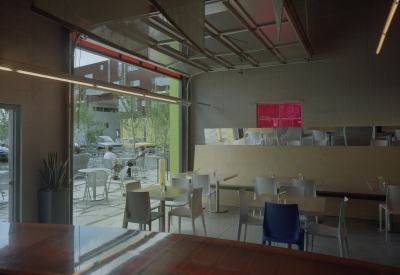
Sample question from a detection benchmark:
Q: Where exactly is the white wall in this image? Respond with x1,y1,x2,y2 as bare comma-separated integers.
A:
0,0,69,222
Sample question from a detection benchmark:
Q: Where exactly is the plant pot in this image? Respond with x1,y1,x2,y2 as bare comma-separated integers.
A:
37,188,69,224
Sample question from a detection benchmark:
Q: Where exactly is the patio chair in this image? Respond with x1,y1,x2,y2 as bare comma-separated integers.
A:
84,170,109,205
0,171,9,200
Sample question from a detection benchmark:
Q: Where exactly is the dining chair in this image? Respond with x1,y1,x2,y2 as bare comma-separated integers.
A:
395,129,400,140
254,177,277,215
300,128,312,145
237,188,263,241
132,157,146,177
372,126,392,145
332,127,347,146
244,137,256,145
165,178,191,210
108,166,128,195
265,129,283,146
192,174,216,216
370,140,388,146
262,202,304,250
171,173,187,179
122,191,164,231
125,181,160,212
279,186,308,225
168,187,207,236
312,140,328,146
248,132,263,145
292,179,319,222
84,170,109,205
305,197,349,258
379,185,400,241
102,158,114,177
287,140,301,146
312,130,327,142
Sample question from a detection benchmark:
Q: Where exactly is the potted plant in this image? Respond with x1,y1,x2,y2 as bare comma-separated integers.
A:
38,152,69,224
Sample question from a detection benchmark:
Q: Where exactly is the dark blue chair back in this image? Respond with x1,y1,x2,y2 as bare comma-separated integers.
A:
262,202,304,250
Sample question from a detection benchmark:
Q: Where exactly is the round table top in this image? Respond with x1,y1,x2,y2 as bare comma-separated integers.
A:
78,168,110,173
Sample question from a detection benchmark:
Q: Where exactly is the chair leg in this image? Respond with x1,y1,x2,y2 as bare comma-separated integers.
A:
168,214,171,233
304,232,308,252
148,222,151,231
386,213,388,241
338,237,344,258
122,214,127,228
191,218,196,235
379,205,383,232
201,212,207,237
237,222,242,241
244,224,248,242
344,238,349,258
178,217,181,234
208,196,211,218
310,235,314,252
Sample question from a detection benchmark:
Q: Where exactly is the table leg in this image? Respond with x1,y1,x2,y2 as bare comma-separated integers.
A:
214,181,228,213
160,200,165,232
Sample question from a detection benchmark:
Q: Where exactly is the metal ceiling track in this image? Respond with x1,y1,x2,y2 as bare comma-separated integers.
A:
149,17,233,69
223,0,286,64
205,20,259,67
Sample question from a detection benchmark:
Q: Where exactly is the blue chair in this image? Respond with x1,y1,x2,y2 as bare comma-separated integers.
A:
262,202,304,250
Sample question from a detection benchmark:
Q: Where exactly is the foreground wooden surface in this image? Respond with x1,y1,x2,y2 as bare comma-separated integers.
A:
0,222,398,275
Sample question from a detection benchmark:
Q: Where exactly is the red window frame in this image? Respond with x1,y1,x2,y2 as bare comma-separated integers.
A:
256,102,302,128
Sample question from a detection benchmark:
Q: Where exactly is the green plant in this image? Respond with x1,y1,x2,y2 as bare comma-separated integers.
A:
39,152,69,191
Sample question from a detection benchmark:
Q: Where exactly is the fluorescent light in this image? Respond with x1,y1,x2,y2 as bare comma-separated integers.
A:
145,95,177,103
376,0,399,54
0,66,12,71
16,70,94,87
96,85,143,96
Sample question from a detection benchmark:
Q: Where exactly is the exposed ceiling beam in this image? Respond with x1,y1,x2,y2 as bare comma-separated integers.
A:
223,0,286,64
149,17,233,69
205,20,259,67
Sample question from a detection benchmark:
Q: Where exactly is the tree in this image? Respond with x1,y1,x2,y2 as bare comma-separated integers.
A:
146,84,170,154
0,109,9,143
74,85,105,147
113,95,143,150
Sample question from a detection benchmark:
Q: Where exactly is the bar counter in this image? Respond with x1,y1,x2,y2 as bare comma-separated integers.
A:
0,222,398,275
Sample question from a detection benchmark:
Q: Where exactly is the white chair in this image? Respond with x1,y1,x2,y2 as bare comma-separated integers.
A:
379,185,400,241
254,177,277,215
122,191,164,231
372,126,393,145
165,178,191,209
287,140,301,146
168,187,207,236
125,181,160,212
313,130,327,142
332,127,347,146
395,129,400,140
191,174,216,215
370,140,388,146
108,166,128,195
248,132,263,145
300,128,312,145
0,172,9,200
84,170,109,205
292,179,316,197
265,129,283,146
224,139,239,145
313,140,328,146
305,197,349,258
132,157,146,177
102,158,114,176
171,173,187,179
279,186,308,225
244,137,256,145
237,188,263,241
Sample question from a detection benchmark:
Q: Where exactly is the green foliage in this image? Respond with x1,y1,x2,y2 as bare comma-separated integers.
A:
74,85,106,146
146,85,170,154
39,152,69,191
113,94,143,149
0,109,9,143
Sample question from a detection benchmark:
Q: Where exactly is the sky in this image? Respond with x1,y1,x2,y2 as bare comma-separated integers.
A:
74,49,108,68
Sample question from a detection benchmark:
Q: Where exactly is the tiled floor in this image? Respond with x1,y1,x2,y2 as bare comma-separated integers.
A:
72,166,400,269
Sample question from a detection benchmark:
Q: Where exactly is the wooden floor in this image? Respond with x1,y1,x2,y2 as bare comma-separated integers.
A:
0,222,398,275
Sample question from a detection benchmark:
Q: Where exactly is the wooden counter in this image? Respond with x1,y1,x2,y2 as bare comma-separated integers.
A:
0,222,398,275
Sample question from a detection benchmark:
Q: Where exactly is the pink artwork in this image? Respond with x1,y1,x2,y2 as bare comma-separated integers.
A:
257,102,302,128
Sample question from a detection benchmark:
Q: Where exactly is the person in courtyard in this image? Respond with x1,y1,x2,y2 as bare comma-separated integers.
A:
104,146,123,178
127,145,146,177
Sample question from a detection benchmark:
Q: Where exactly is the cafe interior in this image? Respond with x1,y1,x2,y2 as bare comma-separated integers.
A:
0,0,400,274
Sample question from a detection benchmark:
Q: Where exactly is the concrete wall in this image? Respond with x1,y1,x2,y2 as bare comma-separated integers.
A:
0,0,69,222
188,0,400,169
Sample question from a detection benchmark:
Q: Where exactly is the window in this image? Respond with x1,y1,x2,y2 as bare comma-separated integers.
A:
127,65,138,72
257,102,302,128
100,65,104,70
84,73,93,79
130,80,140,87
113,80,120,85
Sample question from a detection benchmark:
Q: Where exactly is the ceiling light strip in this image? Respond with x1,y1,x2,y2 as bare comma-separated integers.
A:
145,95,177,103
96,86,143,97
0,66,12,71
376,0,399,54
16,70,94,87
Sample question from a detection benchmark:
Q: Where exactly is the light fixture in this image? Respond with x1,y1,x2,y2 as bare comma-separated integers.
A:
96,85,143,97
0,58,209,106
16,70,94,87
0,66,12,71
145,95,177,103
376,0,399,54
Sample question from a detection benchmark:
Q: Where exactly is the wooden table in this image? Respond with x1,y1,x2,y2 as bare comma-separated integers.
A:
78,168,110,201
366,180,400,192
134,185,192,232
0,222,398,275
248,194,326,216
